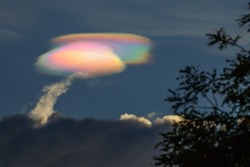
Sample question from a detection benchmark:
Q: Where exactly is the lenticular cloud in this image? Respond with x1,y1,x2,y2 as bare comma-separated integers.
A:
36,42,125,77
30,33,152,125
36,33,152,77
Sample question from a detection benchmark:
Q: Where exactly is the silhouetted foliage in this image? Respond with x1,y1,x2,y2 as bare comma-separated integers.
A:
155,2,250,167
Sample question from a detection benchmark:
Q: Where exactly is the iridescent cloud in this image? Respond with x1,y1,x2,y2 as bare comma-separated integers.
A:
36,33,152,77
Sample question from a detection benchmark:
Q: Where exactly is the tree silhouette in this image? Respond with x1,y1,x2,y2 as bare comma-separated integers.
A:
155,2,250,167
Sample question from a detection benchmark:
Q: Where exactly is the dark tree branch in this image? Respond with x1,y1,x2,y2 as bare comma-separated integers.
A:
155,2,250,166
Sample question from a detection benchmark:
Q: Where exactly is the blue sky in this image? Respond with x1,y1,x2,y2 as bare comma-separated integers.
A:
1,1,250,167
1,0,248,120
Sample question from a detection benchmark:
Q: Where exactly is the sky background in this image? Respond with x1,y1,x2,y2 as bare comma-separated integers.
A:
1,0,249,119
1,1,250,167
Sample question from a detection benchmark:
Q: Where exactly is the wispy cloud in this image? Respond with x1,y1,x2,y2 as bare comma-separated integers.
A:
29,73,87,125
50,0,247,38
1,0,248,42
0,28,24,42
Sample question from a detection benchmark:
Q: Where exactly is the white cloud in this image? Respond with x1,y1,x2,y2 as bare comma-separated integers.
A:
155,115,183,125
120,113,184,127
29,73,86,126
120,113,152,127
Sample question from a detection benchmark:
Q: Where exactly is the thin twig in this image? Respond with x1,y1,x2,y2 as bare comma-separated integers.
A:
212,93,219,108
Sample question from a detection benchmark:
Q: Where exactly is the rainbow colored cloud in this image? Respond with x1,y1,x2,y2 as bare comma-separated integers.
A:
36,33,152,77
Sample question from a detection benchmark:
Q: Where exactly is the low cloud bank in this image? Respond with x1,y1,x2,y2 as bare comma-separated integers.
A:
0,114,171,167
